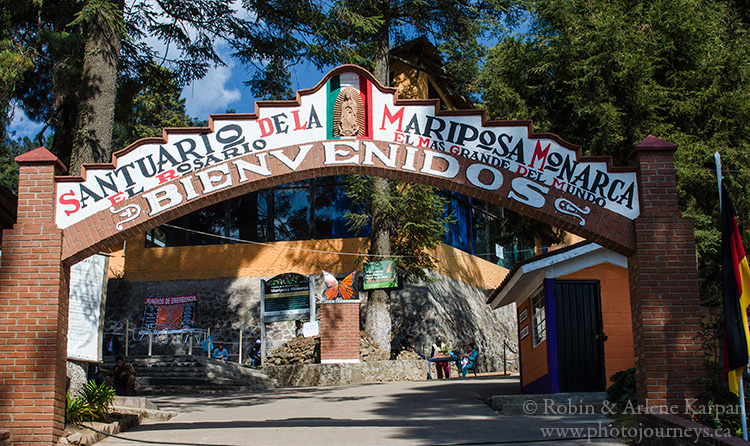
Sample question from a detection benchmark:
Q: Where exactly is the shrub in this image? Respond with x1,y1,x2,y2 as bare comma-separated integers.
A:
607,368,636,409
80,380,116,419
65,395,95,425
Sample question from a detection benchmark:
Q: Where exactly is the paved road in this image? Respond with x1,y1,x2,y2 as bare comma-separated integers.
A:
98,376,626,446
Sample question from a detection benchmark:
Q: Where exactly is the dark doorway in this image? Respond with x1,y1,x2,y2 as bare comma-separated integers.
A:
554,280,606,392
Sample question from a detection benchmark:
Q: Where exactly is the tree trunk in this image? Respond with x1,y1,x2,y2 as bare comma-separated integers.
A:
70,1,122,175
365,1,392,353
50,0,80,168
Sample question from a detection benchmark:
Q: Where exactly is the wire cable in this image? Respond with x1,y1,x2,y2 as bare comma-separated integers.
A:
160,223,559,259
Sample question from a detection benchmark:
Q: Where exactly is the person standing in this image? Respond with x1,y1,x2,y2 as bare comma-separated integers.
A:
430,336,451,379
103,333,121,356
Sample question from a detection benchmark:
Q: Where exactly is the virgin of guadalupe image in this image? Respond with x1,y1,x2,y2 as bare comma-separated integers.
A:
338,90,359,137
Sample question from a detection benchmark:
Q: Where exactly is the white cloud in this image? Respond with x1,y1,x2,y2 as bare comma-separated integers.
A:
181,62,242,118
7,104,45,141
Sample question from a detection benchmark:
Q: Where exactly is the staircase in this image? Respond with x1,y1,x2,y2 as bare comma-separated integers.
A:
101,355,275,395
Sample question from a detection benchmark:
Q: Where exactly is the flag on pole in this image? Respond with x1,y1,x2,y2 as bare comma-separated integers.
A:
722,183,750,396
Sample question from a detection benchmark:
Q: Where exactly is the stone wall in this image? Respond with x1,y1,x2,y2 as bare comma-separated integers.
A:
264,360,426,387
104,270,518,372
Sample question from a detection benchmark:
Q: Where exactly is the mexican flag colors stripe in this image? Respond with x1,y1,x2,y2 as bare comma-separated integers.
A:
722,183,750,396
326,72,373,139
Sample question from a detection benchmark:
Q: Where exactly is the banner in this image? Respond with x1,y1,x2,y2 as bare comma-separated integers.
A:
142,295,197,331
56,67,639,233
67,254,109,362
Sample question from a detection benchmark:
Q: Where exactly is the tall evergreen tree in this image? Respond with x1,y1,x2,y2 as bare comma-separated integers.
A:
481,0,750,306
236,0,511,350
112,62,194,149
2,0,249,173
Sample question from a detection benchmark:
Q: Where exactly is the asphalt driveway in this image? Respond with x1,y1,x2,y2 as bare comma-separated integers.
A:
97,376,626,446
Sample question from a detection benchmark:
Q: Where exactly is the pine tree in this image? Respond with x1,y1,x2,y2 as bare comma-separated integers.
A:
3,0,249,173
236,0,511,350
480,0,750,306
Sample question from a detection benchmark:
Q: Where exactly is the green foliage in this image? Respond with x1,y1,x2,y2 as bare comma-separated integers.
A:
343,175,453,280
2,0,249,169
699,308,747,436
65,395,96,425
235,0,513,99
481,0,750,304
0,39,34,126
70,0,126,39
112,62,194,150
493,209,564,250
79,380,116,419
606,368,636,410
65,380,116,425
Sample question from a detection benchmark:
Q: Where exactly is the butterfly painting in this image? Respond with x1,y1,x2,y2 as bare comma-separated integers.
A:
322,270,356,300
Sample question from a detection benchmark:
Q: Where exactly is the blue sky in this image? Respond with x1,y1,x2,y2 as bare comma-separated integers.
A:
181,51,328,118
7,44,329,144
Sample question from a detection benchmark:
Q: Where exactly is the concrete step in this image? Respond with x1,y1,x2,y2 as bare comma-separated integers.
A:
102,355,274,395
136,385,257,395
137,377,237,386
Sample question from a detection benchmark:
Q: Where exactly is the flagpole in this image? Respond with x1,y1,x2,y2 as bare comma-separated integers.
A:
715,152,722,206
715,151,748,441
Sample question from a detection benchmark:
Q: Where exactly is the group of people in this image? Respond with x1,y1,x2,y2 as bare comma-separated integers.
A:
430,336,478,379
86,354,136,396
389,333,479,379
98,330,477,396
212,339,263,367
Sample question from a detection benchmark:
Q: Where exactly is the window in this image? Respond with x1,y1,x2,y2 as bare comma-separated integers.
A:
146,176,356,247
145,178,517,256
531,288,547,347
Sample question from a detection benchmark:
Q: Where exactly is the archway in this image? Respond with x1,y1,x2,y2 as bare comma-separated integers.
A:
0,66,702,444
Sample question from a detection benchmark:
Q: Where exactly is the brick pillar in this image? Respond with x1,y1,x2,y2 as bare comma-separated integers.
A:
0,148,69,445
627,136,705,408
319,301,360,363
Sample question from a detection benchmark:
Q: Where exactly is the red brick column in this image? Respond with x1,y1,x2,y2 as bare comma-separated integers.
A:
627,136,705,408
0,148,69,445
319,302,360,363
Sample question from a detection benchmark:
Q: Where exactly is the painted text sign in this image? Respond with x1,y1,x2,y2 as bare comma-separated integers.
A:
55,69,639,231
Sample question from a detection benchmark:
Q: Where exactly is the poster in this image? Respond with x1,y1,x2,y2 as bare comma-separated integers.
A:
142,295,197,331
67,254,109,362
261,273,312,322
363,261,398,290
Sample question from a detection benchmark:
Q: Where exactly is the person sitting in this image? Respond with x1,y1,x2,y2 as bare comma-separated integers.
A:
400,335,414,352
250,339,262,367
390,335,402,360
295,320,304,338
213,341,229,360
430,336,452,379
104,355,136,395
398,334,424,359
87,362,105,386
460,343,479,378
